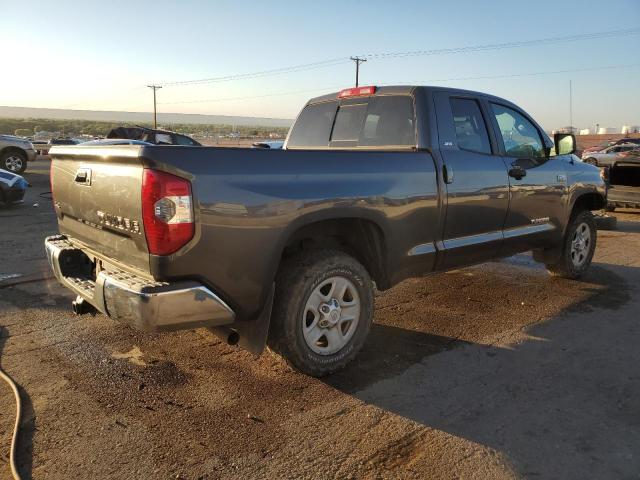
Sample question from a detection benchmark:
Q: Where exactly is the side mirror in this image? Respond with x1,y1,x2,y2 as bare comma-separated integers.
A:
554,133,576,156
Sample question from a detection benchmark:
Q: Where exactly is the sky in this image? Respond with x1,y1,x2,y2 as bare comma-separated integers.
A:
1,0,639,130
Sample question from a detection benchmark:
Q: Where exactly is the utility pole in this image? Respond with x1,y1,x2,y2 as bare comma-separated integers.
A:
569,79,573,133
350,56,367,87
147,85,162,129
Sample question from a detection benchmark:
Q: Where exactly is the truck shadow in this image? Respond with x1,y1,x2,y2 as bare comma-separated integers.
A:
325,262,640,478
0,328,35,480
615,219,640,233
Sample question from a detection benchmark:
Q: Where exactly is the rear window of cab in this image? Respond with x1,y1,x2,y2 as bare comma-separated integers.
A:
287,95,415,149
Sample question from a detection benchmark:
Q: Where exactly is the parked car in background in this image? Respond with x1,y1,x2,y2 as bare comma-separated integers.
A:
582,143,640,166
31,140,48,155
49,138,79,146
251,140,284,149
0,168,29,205
581,138,640,157
79,139,153,146
107,126,201,146
37,138,80,156
600,147,640,211
581,141,617,156
613,138,640,147
0,135,37,173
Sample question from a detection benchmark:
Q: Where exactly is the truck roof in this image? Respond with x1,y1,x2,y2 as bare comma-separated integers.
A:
306,85,510,106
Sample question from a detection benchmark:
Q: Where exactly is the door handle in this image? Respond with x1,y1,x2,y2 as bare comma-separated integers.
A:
508,165,526,180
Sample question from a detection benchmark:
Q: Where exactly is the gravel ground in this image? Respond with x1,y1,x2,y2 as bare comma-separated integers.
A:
1,159,639,479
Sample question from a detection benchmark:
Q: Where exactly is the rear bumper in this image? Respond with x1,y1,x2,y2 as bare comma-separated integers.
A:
44,235,235,331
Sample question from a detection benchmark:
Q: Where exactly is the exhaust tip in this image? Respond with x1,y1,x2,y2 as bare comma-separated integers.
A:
71,295,96,316
227,330,240,345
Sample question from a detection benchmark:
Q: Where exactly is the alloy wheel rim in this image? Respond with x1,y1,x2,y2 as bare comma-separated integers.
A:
302,276,361,355
570,222,591,267
5,156,23,172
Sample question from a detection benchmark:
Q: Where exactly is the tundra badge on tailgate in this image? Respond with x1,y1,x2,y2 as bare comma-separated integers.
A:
97,211,142,234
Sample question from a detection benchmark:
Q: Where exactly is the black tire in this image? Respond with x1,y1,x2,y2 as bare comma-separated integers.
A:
1,150,27,174
546,210,597,279
583,158,597,166
268,249,374,377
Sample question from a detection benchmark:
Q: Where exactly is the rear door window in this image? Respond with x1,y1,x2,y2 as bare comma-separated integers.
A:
450,98,491,154
175,134,197,146
287,101,338,148
155,133,174,145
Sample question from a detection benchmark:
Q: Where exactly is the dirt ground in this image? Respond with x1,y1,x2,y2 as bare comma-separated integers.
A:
1,159,640,479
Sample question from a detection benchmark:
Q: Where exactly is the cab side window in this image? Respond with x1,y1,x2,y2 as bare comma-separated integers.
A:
491,103,545,158
450,98,491,154
155,133,174,145
175,134,197,146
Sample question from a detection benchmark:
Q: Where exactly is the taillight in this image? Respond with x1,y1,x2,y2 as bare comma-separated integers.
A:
338,86,376,98
141,169,194,256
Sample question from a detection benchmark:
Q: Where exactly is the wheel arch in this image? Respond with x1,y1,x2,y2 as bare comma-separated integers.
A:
570,191,607,216
0,146,28,159
276,213,389,290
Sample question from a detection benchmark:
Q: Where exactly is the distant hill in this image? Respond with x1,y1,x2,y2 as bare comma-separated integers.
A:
0,106,293,128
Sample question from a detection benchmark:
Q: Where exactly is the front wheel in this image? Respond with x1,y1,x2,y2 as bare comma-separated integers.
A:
268,250,374,377
546,210,597,279
1,150,27,174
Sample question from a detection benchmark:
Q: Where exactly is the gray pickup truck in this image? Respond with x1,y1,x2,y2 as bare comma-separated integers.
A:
45,85,605,376
0,135,37,173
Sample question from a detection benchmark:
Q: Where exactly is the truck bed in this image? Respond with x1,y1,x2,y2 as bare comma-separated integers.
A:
49,144,440,319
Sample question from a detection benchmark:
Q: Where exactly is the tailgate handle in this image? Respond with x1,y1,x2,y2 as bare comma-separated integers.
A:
74,168,92,185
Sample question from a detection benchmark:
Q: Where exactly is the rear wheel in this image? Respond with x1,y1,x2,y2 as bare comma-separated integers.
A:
268,250,374,377
546,210,596,279
1,150,27,174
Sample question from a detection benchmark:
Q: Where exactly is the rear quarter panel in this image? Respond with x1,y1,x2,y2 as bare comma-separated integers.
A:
142,146,439,320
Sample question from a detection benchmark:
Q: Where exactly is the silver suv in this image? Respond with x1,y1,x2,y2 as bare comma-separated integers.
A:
0,135,37,173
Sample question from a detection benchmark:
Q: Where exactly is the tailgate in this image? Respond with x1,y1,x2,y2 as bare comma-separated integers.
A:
50,146,150,273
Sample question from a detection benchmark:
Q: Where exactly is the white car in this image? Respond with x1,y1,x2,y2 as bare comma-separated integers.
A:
582,143,640,167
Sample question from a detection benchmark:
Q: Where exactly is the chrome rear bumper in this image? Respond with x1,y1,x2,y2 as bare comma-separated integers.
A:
44,235,235,331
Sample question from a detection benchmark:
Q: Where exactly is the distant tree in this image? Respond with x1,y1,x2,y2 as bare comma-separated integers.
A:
14,128,32,137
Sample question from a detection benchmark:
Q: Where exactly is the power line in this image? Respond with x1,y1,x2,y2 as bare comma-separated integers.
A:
404,63,640,84
154,27,640,88
158,85,344,105
155,63,640,107
359,27,640,59
158,58,349,87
